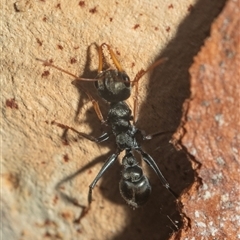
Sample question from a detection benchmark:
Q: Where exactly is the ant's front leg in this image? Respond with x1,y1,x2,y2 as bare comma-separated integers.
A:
51,120,111,143
37,58,105,124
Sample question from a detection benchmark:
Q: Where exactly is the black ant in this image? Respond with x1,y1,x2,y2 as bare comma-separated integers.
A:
38,43,178,210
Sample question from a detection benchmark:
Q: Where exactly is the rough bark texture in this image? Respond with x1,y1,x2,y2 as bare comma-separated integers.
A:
1,0,228,240
170,0,240,239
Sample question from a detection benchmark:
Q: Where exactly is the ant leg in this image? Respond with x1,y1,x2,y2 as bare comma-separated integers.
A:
98,43,124,72
132,57,168,123
137,148,178,199
167,215,179,231
83,90,105,124
132,70,142,124
88,151,121,205
74,151,120,222
51,120,111,143
142,130,174,140
37,58,105,123
36,58,98,82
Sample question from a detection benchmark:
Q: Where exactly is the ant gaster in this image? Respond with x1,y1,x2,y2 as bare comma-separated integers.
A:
38,43,178,209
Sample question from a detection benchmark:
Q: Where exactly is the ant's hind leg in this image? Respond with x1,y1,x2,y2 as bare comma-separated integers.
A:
88,151,120,205
137,148,178,199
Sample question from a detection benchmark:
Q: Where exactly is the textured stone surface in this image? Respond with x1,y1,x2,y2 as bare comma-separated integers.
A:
171,0,240,239
1,0,227,240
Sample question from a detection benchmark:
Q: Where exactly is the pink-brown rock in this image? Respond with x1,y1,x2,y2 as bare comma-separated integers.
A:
172,0,240,239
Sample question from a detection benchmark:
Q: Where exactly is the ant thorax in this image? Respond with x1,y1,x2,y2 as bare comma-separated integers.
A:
107,101,139,150
108,102,132,134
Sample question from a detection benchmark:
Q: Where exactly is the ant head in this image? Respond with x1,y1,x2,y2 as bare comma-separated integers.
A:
95,70,131,102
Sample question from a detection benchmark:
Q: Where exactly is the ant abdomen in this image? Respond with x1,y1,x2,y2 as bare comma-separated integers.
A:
119,166,151,208
119,152,151,208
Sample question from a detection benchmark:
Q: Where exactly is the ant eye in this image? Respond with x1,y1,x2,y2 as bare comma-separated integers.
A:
121,73,130,87
123,75,129,81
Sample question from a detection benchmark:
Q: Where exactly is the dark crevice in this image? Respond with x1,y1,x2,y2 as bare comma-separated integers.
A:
112,1,226,240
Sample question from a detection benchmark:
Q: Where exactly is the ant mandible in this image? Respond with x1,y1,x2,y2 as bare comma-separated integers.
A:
38,43,178,209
